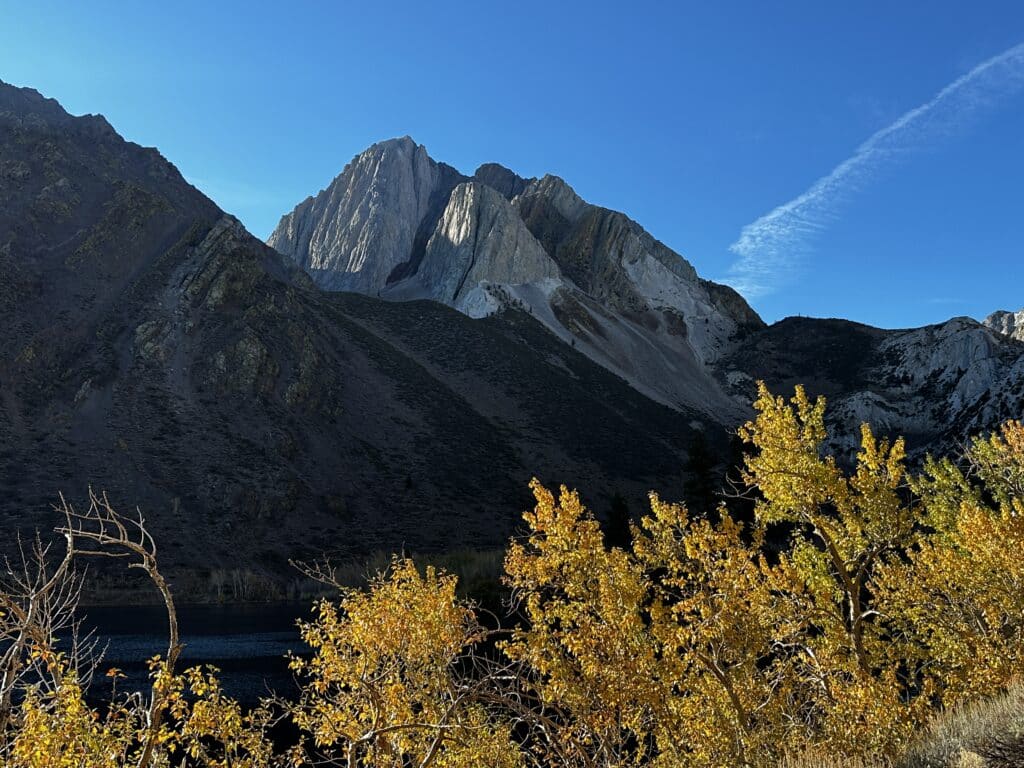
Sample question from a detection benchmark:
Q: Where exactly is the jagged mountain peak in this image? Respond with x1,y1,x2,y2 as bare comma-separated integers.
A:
517,173,589,224
377,134,417,147
268,135,464,293
361,134,432,162
1,79,71,120
268,138,766,416
1,79,119,140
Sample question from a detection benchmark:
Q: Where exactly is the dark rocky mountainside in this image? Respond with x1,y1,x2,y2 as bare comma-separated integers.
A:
2,84,1021,595
0,83,714,591
720,316,1024,456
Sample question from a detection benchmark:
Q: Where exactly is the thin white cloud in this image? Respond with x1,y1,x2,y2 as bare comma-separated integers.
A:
723,42,1024,298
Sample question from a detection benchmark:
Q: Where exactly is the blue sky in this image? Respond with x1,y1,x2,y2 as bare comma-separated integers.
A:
2,1,1022,327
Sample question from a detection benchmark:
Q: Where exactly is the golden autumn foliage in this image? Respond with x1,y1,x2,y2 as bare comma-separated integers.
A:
6,652,275,768
9,655,136,768
289,558,523,768
878,419,1024,704
1,387,1023,767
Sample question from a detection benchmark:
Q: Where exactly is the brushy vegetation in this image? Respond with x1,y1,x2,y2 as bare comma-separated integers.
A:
1,383,1023,767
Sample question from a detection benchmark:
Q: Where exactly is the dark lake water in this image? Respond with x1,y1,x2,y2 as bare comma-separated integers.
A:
76,603,314,704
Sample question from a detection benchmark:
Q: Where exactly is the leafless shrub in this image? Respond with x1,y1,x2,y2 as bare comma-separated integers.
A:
0,489,187,768
0,529,98,738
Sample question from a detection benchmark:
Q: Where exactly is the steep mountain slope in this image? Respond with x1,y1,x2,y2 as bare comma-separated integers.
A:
0,83,713,592
269,138,761,417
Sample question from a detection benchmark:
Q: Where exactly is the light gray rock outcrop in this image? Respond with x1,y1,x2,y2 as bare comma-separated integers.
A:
512,173,757,365
412,182,560,311
985,308,1024,341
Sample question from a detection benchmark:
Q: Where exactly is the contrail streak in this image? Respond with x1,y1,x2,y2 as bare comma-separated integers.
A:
723,42,1024,298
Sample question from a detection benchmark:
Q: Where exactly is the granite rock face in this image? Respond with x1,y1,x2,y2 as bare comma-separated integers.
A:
513,173,761,361
985,308,1024,341
267,137,464,293
408,182,560,313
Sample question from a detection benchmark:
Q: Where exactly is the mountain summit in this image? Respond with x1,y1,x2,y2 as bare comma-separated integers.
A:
269,138,762,415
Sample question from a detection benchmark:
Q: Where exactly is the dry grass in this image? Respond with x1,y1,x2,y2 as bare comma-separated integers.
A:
780,682,1024,768
903,682,1024,768
779,749,896,768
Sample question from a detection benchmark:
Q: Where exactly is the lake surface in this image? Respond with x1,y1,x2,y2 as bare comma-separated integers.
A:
77,603,313,704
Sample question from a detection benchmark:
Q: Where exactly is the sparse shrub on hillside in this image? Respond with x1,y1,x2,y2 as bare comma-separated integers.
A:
2,385,1023,767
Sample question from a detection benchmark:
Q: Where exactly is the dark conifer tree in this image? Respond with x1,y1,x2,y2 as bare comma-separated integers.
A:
683,430,719,516
603,491,633,550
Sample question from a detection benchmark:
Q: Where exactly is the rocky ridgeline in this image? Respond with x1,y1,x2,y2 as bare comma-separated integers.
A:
271,137,1023,457
719,315,1024,457
985,308,1024,342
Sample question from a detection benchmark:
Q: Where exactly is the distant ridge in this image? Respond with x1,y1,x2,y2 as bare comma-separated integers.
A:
270,137,1024,459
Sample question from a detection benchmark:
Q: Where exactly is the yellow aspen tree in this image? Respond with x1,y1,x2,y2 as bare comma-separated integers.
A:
502,480,661,767
289,557,523,768
631,495,785,767
879,420,1024,704
8,655,137,768
738,383,926,756
7,651,276,768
